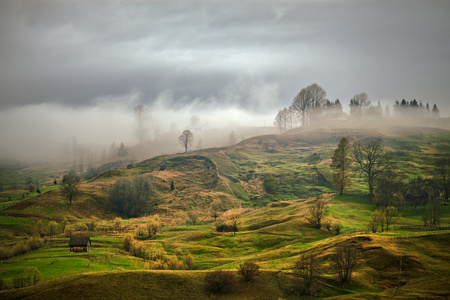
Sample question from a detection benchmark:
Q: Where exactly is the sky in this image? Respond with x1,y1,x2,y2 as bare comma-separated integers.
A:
0,0,449,161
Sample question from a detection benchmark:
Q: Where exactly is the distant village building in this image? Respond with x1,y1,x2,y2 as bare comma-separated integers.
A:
69,237,91,252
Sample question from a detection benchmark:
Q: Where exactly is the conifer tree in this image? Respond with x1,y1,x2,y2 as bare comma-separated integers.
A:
331,137,352,195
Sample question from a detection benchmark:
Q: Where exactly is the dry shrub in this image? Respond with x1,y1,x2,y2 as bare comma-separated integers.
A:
204,270,237,295
238,261,260,282
122,234,133,252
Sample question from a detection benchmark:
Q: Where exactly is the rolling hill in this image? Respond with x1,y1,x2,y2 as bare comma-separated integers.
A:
1,123,449,299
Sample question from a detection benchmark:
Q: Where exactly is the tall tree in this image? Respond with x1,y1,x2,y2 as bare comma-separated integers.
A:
294,251,321,296
117,142,128,158
374,167,403,207
352,141,391,197
432,104,440,117
134,104,149,144
291,83,326,127
349,93,371,119
62,169,81,205
434,156,450,202
178,130,194,153
274,109,286,133
331,137,352,195
331,243,360,287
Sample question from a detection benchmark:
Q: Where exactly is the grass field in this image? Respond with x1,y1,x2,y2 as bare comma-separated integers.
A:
0,125,449,299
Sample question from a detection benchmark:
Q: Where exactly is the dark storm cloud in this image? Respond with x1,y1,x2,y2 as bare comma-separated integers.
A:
0,0,449,113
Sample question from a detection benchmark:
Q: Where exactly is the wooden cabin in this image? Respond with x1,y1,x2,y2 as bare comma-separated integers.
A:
69,237,91,252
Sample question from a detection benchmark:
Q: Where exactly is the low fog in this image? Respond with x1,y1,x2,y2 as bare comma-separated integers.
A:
1,0,450,165
0,88,278,163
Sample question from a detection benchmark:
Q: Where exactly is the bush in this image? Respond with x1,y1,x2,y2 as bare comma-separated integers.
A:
216,223,238,233
238,261,260,282
204,270,237,295
122,234,133,252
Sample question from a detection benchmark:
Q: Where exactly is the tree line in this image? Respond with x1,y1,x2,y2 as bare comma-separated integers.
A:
274,83,441,132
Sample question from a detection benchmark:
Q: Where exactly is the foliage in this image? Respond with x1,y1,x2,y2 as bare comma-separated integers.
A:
352,140,391,197
204,269,237,295
146,215,162,239
46,221,59,238
433,156,450,202
374,167,404,207
62,169,81,205
109,176,152,217
368,209,385,233
331,137,352,195
238,261,260,282
305,197,327,229
423,199,442,229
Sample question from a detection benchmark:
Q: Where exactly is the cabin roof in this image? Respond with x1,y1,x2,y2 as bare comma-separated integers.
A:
69,237,91,247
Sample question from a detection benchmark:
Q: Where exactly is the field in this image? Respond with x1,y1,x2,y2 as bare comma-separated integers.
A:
0,124,449,299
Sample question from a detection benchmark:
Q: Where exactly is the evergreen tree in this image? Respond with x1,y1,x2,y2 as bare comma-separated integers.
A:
331,137,352,195
432,104,440,117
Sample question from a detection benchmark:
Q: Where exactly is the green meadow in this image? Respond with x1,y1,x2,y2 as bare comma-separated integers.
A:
0,125,449,299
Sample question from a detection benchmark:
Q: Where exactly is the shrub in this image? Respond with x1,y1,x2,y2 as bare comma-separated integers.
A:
28,233,45,251
204,270,237,295
86,217,99,231
332,220,343,235
183,253,194,270
146,216,162,239
238,261,260,282
122,234,133,252
46,221,59,238
64,225,74,238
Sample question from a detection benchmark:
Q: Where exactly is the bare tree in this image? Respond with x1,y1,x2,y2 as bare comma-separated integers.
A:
349,92,371,119
331,243,360,287
228,130,237,145
178,130,194,153
274,108,287,133
294,251,321,296
352,141,391,198
238,261,260,282
62,169,81,206
291,83,326,127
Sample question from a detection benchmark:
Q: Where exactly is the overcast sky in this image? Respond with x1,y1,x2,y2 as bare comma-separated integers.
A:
0,0,449,160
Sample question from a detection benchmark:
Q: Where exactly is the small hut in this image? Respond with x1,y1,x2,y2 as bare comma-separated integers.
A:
69,237,91,252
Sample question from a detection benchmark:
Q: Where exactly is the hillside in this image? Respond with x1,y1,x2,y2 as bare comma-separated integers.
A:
1,124,450,299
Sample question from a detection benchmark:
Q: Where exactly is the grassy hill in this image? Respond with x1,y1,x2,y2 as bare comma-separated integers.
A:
1,124,450,299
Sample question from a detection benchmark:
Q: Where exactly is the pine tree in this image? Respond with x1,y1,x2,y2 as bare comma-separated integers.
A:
331,137,352,195
432,104,440,117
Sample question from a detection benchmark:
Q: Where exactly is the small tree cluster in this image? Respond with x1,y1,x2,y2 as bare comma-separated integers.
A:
215,209,241,235
123,234,194,270
109,176,152,217
368,206,398,233
323,218,343,235
0,234,46,260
